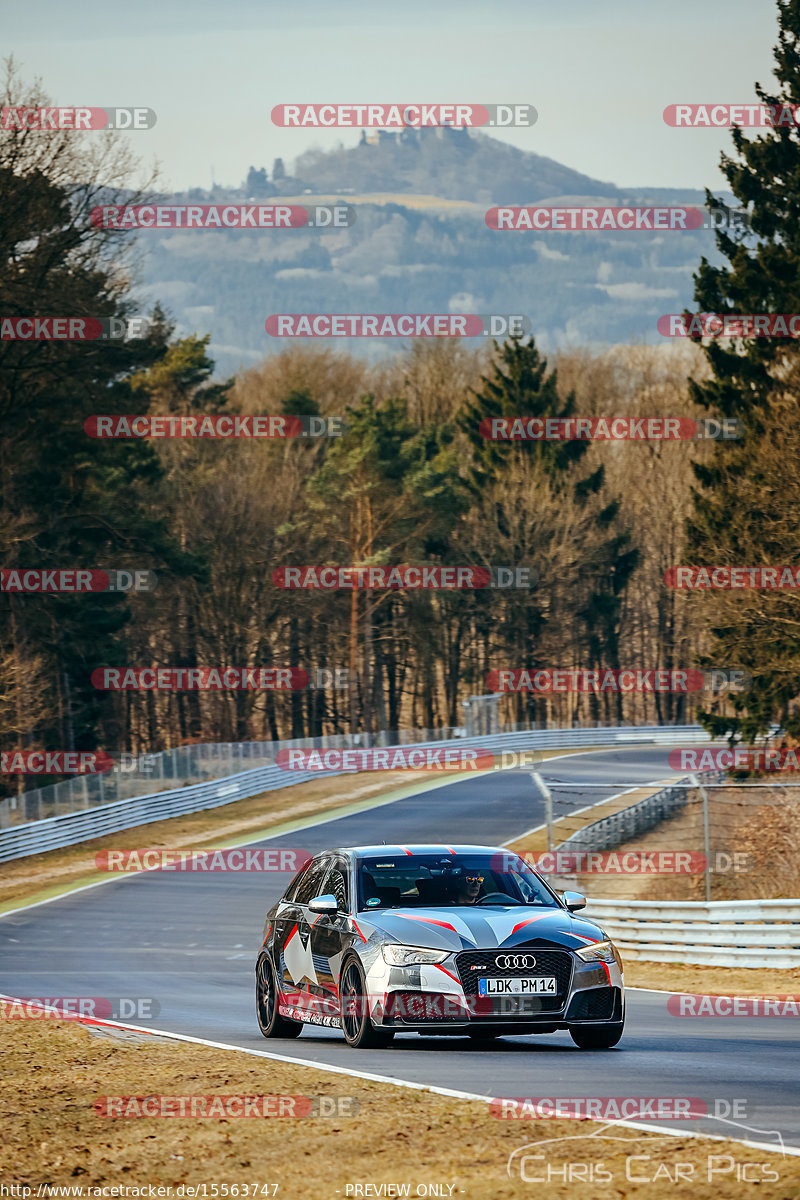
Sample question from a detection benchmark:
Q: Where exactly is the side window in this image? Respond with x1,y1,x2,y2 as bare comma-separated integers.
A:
325,858,350,912
283,863,311,903
294,857,332,906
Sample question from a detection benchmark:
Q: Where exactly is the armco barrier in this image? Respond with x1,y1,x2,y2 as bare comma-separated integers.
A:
582,897,800,968
0,724,711,863
1,727,482,827
554,782,689,856
0,762,312,864
551,769,728,857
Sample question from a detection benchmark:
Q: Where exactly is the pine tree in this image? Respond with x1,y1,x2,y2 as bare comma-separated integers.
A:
0,65,186,772
458,334,589,492
686,0,800,739
458,336,638,724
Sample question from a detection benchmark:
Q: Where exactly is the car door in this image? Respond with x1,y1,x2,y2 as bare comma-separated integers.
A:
274,855,332,1009
309,855,352,1015
269,858,310,983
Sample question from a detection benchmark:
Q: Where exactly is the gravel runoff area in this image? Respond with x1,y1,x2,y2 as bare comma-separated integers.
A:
3,1016,797,1198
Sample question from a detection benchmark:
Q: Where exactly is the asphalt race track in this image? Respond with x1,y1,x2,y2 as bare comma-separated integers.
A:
2,746,797,1152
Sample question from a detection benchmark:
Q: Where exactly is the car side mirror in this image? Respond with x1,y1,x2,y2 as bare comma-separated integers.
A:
308,893,338,914
562,891,586,912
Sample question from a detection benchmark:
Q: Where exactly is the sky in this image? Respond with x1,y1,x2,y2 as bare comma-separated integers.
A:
4,0,781,193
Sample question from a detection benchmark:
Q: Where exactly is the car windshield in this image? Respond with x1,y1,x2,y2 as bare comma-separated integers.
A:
357,853,560,910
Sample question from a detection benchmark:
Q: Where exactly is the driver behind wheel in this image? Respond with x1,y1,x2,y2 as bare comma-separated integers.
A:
453,872,485,904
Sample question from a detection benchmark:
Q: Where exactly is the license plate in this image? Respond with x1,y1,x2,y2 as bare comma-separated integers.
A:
478,976,557,996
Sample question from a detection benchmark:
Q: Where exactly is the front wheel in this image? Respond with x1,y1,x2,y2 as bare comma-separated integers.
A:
569,1021,624,1049
340,958,395,1048
256,955,303,1039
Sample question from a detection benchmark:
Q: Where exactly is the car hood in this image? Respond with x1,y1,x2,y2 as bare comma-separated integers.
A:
355,904,607,952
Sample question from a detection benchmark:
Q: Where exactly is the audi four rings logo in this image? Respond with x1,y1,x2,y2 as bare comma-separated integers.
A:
495,954,536,969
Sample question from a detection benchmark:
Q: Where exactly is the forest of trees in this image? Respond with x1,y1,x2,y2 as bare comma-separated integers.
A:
3,0,800,792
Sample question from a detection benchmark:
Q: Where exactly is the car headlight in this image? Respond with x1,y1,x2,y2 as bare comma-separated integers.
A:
381,944,450,966
576,940,617,964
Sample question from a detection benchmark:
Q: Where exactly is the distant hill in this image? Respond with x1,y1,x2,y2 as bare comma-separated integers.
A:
290,128,622,205
136,132,734,378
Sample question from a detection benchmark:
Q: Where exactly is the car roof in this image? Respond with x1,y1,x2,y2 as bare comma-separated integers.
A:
330,844,508,859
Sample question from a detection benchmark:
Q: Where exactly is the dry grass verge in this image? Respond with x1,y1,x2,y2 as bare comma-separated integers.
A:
3,1019,796,1198
623,960,800,995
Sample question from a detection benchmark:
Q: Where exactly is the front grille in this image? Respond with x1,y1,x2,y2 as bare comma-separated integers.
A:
566,988,617,1021
455,947,573,1014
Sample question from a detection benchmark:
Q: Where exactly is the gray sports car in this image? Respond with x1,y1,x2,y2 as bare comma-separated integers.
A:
255,844,624,1049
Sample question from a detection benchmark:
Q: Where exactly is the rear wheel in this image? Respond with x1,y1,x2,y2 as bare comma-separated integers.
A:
256,955,303,1039
340,958,395,1048
569,1021,624,1049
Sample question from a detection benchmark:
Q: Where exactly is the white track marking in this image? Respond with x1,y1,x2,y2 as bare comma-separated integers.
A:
503,776,672,845
0,993,795,1157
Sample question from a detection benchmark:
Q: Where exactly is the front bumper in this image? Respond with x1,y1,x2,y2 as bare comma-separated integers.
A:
366,943,624,1032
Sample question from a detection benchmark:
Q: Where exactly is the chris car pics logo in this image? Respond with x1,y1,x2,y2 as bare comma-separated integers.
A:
506,1124,783,1185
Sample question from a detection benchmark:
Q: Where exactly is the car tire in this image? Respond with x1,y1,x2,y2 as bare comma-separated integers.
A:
569,1021,624,1049
256,955,303,1039
340,956,395,1048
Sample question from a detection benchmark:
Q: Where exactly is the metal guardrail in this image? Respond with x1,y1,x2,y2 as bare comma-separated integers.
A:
553,768,731,859
555,783,689,856
0,742,275,827
0,723,712,863
583,897,800,968
549,768,800,966
0,727,483,828
0,762,315,864
0,721,715,829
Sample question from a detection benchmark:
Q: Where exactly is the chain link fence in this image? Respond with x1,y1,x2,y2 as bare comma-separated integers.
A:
0,717,679,830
